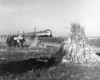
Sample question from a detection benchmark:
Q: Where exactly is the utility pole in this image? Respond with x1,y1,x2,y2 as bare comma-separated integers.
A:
23,31,25,37
34,27,37,36
18,31,19,36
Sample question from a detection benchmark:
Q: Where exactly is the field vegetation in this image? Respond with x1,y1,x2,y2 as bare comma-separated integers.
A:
89,38,100,47
0,26,100,80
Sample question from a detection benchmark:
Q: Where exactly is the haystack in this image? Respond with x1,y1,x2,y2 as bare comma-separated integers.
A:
60,23,100,64
24,37,32,47
30,36,44,48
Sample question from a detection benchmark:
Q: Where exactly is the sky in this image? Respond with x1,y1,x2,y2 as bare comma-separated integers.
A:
0,0,100,37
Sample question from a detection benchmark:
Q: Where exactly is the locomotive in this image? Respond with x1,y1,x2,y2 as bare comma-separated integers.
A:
37,29,52,37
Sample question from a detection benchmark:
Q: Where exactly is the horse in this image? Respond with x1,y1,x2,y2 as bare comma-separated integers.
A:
6,35,25,47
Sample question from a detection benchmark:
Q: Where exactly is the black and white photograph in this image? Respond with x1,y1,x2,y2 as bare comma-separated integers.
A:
0,0,100,80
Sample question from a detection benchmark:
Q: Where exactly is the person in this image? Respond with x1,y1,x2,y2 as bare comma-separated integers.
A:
18,35,25,47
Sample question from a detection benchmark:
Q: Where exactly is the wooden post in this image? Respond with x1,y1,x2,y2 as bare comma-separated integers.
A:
18,31,19,36
23,31,25,37
34,27,37,37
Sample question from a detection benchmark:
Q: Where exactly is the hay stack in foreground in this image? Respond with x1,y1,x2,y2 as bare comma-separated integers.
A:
59,23,100,64
61,39,100,64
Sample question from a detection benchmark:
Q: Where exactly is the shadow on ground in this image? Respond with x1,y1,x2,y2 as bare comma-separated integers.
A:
0,57,59,76
96,53,100,56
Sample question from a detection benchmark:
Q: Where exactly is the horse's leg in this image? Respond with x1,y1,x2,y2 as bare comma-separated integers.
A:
21,41,24,47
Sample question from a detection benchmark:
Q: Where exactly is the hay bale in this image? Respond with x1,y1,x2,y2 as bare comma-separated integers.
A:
30,36,44,48
61,38,100,64
23,38,32,47
58,23,100,64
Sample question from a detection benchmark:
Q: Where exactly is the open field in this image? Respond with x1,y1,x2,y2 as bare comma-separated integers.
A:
0,37,100,80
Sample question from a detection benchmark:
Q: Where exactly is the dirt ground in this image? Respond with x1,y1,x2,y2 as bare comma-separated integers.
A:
0,38,100,80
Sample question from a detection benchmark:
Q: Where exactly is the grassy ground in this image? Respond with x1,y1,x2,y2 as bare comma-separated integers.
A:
40,37,64,44
89,39,100,47
0,37,100,80
0,47,100,80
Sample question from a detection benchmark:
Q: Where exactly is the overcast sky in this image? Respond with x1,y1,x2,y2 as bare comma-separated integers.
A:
0,0,100,36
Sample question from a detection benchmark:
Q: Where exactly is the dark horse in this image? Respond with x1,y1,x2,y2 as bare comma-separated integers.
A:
6,35,25,47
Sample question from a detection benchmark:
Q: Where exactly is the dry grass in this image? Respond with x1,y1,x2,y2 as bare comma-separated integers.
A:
0,37,100,80
89,39,100,47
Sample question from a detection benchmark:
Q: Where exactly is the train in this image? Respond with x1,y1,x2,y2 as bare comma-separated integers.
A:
2,29,53,39
37,29,52,37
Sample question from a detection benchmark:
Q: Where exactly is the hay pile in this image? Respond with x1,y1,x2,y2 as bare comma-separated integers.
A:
60,23,100,64
62,39,100,64
30,36,44,48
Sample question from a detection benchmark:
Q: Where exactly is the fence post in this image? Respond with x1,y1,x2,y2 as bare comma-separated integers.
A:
18,31,19,36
